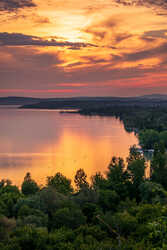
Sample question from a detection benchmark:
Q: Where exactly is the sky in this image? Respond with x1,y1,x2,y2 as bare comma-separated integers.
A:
1,0,167,97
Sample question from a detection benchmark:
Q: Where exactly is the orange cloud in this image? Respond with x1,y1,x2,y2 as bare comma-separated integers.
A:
0,89,78,93
0,0,167,97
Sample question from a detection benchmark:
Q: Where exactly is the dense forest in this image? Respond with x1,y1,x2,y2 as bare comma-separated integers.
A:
1,144,167,249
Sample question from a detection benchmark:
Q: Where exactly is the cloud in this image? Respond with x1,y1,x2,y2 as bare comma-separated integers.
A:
0,89,78,93
0,40,165,87
143,30,167,39
0,31,167,95
0,0,36,12
0,46,145,85
114,0,167,10
0,43,166,99
83,16,133,47
0,46,65,73
0,32,97,49
32,16,50,25
122,42,167,62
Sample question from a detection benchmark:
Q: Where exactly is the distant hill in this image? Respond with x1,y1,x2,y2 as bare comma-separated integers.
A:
0,97,44,105
1,94,167,107
18,95,167,110
140,94,167,100
0,96,122,105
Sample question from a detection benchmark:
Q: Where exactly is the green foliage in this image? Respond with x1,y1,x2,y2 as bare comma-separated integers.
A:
48,228,75,248
47,172,73,195
74,168,89,191
51,207,86,230
17,214,48,228
106,157,130,200
2,144,167,249
82,202,97,223
14,195,42,216
91,172,107,190
38,187,68,214
160,131,167,148
75,225,108,241
136,204,162,224
12,225,48,250
147,216,167,247
0,181,21,217
102,211,138,237
139,181,167,204
17,205,48,227
127,145,144,164
21,172,39,196
98,189,119,211
127,158,146,201
127,145,145,181
128,160,145,184
0,216,16,241
138,129,160,149
151,149,167,189
72,187,99,207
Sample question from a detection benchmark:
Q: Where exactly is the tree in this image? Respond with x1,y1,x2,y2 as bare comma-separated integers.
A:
21,173,39,196
150,142,167,189
106,157,130,200
128,160,146,200
139,181,167,204
160,131,167,148
91,172,107,190
48,228,75,249
74,169,89,191
50,207,86,230
47,172,73,195
151,150,167,189
98,189,119,212
0,216,16,241
138,129,160,149
136,204,161,224
127,146,146,201
127,145,143,164
0,179,12,189
13,226,48,250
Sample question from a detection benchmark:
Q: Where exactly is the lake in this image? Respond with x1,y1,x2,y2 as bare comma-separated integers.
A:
0,106,138,186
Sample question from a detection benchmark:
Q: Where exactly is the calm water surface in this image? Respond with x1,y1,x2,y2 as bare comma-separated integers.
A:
0,107,138,186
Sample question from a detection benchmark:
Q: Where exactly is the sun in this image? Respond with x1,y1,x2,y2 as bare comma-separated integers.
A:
43,12,92,43
60,30,85,43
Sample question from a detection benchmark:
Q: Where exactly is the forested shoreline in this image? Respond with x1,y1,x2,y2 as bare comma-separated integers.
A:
19,97,167,150
1,144,167,249
79,105,167,151
2,99,167,249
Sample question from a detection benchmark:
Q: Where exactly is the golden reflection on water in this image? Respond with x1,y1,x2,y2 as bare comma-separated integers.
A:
0,109,138,187
31,129,138,186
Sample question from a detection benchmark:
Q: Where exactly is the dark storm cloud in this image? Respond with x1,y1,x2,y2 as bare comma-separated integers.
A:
0,0,36,12
0,32,97,49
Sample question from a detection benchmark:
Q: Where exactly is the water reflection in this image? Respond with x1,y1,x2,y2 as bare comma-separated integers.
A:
0,108,138,186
